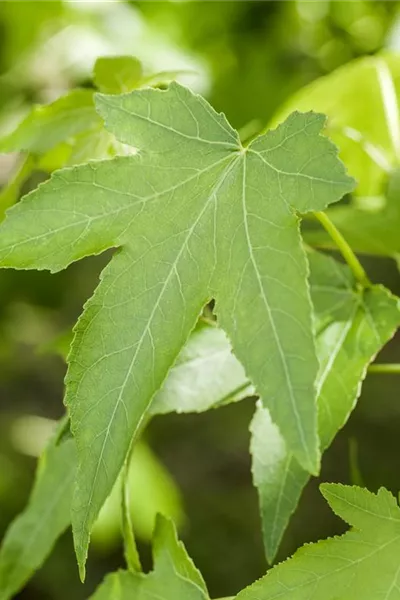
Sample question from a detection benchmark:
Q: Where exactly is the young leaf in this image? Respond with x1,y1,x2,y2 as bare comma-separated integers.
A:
0,83,354,575
0,90,101,154
0,432,76,600
251,250,400,563
273,53,400,260
94,56,143,94
89,515,208,600
236,484,400,600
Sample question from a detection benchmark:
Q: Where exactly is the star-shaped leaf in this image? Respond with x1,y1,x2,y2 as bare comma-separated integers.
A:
236,484,400,600
0,82,353,576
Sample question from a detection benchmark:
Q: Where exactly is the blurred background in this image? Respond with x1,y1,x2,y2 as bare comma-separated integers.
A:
0,1,400,599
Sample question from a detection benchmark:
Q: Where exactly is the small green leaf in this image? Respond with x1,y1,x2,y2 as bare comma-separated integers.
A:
89,515,208,600
94,56,143,94
251,250,400,563
235,484,400,600
0,429,76,600
0,90,100,154
0,83,354,575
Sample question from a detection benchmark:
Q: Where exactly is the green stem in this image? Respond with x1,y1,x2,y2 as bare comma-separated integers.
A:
0,153,35,219
121,457,142,572
121,415,150,573
368,363,400,374
314,211,370,287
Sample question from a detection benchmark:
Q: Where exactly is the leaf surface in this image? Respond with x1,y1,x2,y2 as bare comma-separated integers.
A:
0,431,76,600
251,250,400,563
0,83,353,574
89,515,208,600
236,484,400,600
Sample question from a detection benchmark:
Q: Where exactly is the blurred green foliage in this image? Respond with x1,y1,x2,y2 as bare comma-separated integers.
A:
0,2,400,599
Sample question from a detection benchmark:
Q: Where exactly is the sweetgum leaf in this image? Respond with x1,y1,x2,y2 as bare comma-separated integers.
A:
89,515,208,600
0,431,76,600
0,83,354,575
236,484,400,600
251,250,400,563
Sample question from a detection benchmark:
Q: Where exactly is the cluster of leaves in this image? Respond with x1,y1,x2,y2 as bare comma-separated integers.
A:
0,52,399,599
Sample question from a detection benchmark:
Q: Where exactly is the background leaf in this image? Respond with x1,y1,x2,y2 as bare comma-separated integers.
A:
0,90,100,155
94,56,143,94
251,250,400,563
151,321,253,416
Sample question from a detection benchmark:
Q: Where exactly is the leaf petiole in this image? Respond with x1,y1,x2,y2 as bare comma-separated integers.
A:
314,211,370,288
121,456,142,573
120,415,150,573
368,363,400,374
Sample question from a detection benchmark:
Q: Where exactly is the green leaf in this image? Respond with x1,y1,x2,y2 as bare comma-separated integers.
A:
0,90,101,154
251,250,400,563
0,83,354,575
94,56,143,94
236,484,400,600
151,321,253,416
0,429,76,600
273,52,400,259
89,515,208,600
